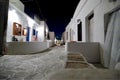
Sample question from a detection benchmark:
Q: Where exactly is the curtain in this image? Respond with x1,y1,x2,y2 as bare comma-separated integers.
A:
104,12,116,67
110,10,120,69
104,10,120,69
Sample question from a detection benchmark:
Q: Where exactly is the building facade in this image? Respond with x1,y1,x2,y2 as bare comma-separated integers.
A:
65,0,120,69
7,3,48,42
2,0,51,55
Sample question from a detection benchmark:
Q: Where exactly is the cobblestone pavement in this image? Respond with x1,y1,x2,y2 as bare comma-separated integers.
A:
0,46,67,80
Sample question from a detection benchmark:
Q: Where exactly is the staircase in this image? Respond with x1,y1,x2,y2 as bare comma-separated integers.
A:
47,53,120,80
65,53,95,69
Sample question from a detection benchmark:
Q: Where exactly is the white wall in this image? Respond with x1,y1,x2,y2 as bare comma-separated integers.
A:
66,0,102,42
36,21,49,42
65,23,71,42
45,23,49,40
65,0,120,68
61,32,67,43
7,4,27,42
7,4,44,42
36,21,45,42
65,42,100,63
7,42,48,55
9,0,24,12
47,40,53,48
34,15,40,24
49,32,55,42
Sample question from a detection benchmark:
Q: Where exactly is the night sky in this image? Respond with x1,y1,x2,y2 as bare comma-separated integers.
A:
20,0,80,39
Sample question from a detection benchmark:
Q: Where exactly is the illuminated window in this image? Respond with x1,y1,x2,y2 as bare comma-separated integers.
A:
13,22,22,36
22,28,27,36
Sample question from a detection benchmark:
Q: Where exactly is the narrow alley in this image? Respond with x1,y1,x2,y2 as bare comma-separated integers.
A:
0,46,119,80
0,0,120,80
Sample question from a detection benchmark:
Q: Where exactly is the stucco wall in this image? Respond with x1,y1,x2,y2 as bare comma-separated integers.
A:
65,42,100,63
37,21,45,42
65,0,120,68
47,40,54,48
7,4,45,42
49,32,55,42
6,42,48,55
9,0,24,12
67,0,120,42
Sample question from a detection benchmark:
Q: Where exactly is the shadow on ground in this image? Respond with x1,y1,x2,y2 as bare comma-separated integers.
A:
29,48,52,55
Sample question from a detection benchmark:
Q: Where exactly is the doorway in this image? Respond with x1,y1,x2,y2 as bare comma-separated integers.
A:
88,13,94,42
78,22,82,41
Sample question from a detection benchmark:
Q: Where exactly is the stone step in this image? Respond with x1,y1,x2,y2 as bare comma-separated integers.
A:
47,69,120,80
65,61,91,69
67,53,82,56
67,54,85,61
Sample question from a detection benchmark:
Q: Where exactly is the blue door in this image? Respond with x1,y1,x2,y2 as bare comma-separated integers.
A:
26,27,30,41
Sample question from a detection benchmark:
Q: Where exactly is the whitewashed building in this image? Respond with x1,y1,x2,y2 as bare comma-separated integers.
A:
5,0,51,55
61,32,67,44
65,0,120,69
48,32,55,42
47,32,55,46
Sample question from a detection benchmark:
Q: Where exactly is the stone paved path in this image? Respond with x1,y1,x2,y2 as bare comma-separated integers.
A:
0,46,67,80
0,46,120,80
49,52,119,80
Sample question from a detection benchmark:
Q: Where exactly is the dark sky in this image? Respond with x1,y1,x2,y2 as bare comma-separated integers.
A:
20,0,80,39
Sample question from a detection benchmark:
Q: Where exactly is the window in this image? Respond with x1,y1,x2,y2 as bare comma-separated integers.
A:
22,28,27,36
13,22,22,36
33,29,36,35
